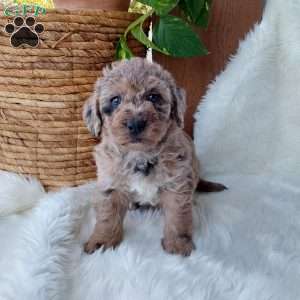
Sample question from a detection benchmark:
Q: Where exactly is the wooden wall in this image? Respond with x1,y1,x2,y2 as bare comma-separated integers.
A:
154,0,264,136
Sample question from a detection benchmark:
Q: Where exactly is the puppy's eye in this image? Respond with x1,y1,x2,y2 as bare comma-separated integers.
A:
146,93,161,103
110,96,121,109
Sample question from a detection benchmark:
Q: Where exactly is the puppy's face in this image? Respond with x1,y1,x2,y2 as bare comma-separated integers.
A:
83,58,186,151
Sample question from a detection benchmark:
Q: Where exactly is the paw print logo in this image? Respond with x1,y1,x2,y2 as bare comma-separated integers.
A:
4,16,44,48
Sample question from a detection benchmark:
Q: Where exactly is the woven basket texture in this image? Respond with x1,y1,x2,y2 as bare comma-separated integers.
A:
0,7,146,190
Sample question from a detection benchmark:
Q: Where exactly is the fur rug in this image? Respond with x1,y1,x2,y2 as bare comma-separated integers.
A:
0,0,299,299
194,0,300,185
0,172,299,300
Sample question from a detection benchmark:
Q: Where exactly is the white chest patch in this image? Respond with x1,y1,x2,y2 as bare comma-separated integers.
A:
129,175,160,206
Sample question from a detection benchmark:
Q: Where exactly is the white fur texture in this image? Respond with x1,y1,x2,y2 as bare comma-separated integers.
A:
129,174,160,206
194,0,300,186
0,171,45,217
1,0,300,299
0,174,299,300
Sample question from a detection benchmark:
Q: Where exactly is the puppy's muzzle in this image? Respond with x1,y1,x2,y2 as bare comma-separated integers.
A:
126,117,147,137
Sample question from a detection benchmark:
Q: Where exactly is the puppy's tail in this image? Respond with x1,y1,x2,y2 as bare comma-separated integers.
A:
196,178,228,193
0,171,46,217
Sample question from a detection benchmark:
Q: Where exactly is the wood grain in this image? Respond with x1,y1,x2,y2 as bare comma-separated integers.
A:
154,0,263,136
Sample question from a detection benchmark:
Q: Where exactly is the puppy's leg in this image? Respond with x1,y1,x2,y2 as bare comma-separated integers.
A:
160,188,195,256
84,190,128,254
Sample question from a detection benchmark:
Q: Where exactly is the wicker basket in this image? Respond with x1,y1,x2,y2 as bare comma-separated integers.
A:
0,7,146,190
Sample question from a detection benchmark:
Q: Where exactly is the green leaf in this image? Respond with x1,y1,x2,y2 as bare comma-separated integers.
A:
194,0,212,27
124,11,150,37
153,15,208,57
117,7,153,59
116,36,134,60
179,0,204,22
131,23,169,55
138,0,179,15
179,0,212,27
129,1,152,14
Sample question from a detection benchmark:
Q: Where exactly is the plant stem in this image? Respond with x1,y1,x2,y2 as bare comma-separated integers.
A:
124,8,154,37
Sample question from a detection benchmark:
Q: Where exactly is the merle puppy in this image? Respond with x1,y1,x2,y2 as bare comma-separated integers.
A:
83,58,226,256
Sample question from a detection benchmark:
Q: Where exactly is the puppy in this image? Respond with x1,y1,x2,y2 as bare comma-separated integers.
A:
83,58,226,256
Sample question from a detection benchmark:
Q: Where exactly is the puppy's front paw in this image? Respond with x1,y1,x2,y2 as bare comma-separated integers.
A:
161,234,195,256
84,240,102,254
84,235,122,254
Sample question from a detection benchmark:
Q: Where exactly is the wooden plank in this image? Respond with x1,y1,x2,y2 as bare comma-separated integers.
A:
154,0,263,136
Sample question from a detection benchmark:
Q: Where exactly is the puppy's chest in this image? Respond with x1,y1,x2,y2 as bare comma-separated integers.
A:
128,175,160,205
125,156,161,205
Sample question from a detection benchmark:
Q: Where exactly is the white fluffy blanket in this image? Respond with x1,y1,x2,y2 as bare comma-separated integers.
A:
1,0,300,299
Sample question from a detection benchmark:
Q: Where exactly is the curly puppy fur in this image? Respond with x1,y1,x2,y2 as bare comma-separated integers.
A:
83,58,226,256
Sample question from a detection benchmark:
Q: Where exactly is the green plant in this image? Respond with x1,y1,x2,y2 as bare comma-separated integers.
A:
116,0,212,59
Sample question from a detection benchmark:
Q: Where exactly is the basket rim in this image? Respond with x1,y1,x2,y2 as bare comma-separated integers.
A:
0,5,140,19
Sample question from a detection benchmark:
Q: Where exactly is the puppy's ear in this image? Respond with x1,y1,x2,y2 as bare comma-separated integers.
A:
171,86,186,128
83,89,102,138
102,60,122,77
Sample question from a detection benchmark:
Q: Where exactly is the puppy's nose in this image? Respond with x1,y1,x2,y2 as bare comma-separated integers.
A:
126,118,147,136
